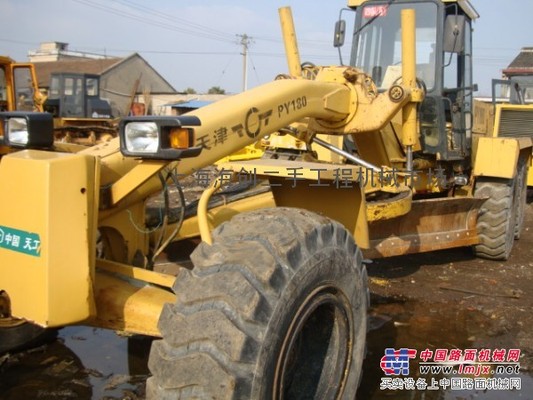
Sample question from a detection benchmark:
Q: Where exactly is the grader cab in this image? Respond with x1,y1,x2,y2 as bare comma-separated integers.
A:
0,0,531,399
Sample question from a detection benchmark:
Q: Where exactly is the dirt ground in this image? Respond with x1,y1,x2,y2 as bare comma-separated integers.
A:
353,191,533,399
366,190,533,370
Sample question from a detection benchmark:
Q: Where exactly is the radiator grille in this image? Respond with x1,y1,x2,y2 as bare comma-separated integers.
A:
498,109,533,138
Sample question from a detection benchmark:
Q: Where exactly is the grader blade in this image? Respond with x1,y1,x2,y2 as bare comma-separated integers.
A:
365,197,485,258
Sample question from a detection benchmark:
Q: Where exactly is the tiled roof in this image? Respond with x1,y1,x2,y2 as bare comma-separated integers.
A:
33,57,122,87
503,47,533,76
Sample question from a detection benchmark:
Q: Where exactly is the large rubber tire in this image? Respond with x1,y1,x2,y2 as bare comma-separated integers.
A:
0,319,57,354
514,156,529,239
147,208,368,400
474,177,518,260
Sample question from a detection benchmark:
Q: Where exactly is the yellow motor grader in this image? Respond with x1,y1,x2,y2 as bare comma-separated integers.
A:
0,0,531,398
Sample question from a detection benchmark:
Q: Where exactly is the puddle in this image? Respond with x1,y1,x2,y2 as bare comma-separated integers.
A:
0,299,531,399
0,326,152,399
357,296,533,399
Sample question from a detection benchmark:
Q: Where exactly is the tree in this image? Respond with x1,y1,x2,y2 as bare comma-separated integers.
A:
184,87,196,94
207,86,225,94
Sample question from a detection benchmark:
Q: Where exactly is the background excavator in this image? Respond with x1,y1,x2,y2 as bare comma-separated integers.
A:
43,72,117,145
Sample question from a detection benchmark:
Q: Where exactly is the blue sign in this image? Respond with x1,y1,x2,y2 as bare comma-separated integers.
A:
0,225,41,257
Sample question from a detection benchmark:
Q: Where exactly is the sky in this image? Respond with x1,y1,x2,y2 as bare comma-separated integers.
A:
1,0,532,96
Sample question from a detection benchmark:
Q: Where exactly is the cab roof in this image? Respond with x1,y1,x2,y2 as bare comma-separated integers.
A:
347,0,479,20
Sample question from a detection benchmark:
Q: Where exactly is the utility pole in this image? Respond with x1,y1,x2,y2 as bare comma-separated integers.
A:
237,34,253,92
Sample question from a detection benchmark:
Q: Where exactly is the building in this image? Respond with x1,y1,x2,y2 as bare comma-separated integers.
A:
28,41,107,62
503,47,533,79
30,42,177,116
502,47,533,102
166,96,228,115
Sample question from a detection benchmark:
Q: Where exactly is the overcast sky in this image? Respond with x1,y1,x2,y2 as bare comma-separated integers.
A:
1,0,532,96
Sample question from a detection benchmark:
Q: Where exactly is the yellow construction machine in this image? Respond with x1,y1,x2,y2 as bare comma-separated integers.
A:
0,56,45,155
0,56,43,113
0,0,531,398
43,72,117,145
476,77,533,187
0,59,115,151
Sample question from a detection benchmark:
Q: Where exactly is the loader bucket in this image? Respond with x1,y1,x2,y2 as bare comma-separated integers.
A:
364,197,484,258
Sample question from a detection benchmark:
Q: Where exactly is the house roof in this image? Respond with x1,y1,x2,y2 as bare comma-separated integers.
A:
32,53,176,93
503,47,533,76
33,57,122,87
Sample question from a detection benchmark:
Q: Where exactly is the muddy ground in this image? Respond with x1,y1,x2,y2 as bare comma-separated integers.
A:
0,192,532,399
359,190,533,399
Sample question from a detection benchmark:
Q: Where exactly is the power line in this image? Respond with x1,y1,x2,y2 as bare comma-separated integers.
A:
254,34,336,49
109,0,235,42
0,38,39,46
71,0,236,44
82,48,237,56
247,51,262,87
214,54,238,89
71,0,339,54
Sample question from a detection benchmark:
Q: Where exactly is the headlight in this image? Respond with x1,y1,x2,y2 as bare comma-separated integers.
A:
124,122,159,153
7,118,29,146
1,112,54,149
119,116,202,160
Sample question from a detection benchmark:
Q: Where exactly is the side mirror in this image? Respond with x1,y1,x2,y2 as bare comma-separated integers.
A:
333,20,346,48
444,14,465,53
